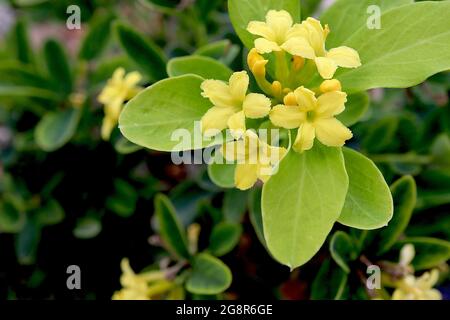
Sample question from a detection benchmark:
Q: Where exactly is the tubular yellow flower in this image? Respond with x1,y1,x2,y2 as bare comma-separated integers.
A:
269,82,352,153
392,269,442,300
220,130,287,190
247,10,312,56
289,18,361,79
98,68,142,140
200,71,271,138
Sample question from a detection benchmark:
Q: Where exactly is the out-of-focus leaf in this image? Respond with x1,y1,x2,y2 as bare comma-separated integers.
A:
167,56,232,81
311,258,348,300
0,195,26,233
13,19,34,64
73,217,102,239
195,40,240,65
43,39,73,95
248,187,266,248
395,237,450,270
223,189,248,223
16,218,41,265
362,117,399,153
79,12,115,60
330,231,358,273
35,199,65,226
208,222,242,257
106,179,138,217
337,92,369,127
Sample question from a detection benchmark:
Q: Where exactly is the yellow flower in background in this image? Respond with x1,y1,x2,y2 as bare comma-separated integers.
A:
270,81,352,152
392,269,442,300
292,18,361,79
220,130,287,190
247,10,311,55
98,68,142,140
201,71,271,137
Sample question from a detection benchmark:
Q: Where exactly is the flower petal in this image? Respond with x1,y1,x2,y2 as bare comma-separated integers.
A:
201,80,235,108
293,86,317,110
229,71,249,103
302,18,326,56
235,163,259,190
243,93,271,118
281,37,316,59
316,91,347,117
220,139,246,162
201,106,236,137
247,21,275,41
315,57,338,79
315,118,353,147
327,46,362,68
270,104,305,129
293,122,316,153
227,110,246,138
254,38,281,54
124,71,142,87
266,10,293,40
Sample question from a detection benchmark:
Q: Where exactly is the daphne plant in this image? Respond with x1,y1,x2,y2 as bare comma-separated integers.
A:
118,0,450,270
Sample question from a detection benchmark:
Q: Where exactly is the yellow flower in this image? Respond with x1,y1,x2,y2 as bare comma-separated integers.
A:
290,18,361,79
247,10,311,55
201,71,271,137
220,130,287,190
98,68,142,140
269,81,352,152
392,269,442,300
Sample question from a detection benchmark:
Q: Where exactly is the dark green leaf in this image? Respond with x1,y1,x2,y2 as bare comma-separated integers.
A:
44,39,73,95
79,12,115,60
330,231,358,273
208,222,242,257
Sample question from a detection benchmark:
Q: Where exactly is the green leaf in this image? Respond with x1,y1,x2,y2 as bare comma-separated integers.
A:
13,19,34,65
16,218,41,265
115,22,167,81
375,176,416,255
208,222,242,257
223,189,248,223
154,194,190,260
79,12,115,60
43,39,73,95
0,196,26,233
167,56,233,81
207,155,236,188
35,108,81,152
186,253,232,295
35,199,65,226
114,135,142,154
119,75,214,152
395,237,450,270
73,217,102,239
311,258,348,300
329,231,358,273
106,179,138,217
362,117,399,154
0,62,54,90
321,0,413,48
228,0,301,49
195,40,240,65
248,187,267,248
0,85,58,100
338,148,393,230
335,2,450,93
337,92,369,127
430,134,450,168
262,144,349,269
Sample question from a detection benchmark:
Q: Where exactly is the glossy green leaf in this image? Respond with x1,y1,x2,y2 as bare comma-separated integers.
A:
79,12,115,60
43,39,73,95
338,148,393,230
115,22,167,81
167,56,232,81
228,0,300,49
35,108,81,152
321,0,413,48
262,144,349,269
395,237,450,270
120,75,214,152
186,253,232,295
335,2,450,93
223,189,248,223
154,194,190,260
330,231,358,273
337,92,369,127
208,222,242,257
375,176,416,255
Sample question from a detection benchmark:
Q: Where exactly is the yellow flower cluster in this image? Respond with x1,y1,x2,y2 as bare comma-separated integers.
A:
199,10,362,190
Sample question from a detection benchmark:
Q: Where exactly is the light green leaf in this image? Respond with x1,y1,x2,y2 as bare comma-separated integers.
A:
208,222,242,257
338,148,393,230
335,2,450,93
79,12,115,60
115,22,167,81
207,151,236,188
228,0,301,49
154,194,191,260
330,231,358,273
262,143,349,269
375,176,416,255
337,92,369,127
119,75,215,152
396,237,450,270
167,56,232,81
186,253,232,295
321,0,413,48
35,108,81,152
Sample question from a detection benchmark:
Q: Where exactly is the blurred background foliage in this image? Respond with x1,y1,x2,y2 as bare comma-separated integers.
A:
0,0,448,300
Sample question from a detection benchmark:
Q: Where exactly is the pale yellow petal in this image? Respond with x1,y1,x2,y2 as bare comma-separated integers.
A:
266,10,293,40
201,106,236,136
247,21,275,41
303,18,326,55
243,93,271,118
316,91,347,117
293,122,316,153
227,110,246,138
327,46,362,68
235,163,259,190
201,80,235,108
315,57,338,79
280,37,316,59
286,23,309,39
254,38,281,54
257,163,273,183
269,104,305,129
220,140,246,162
112,68,126,82
124,71,142,87
293,86,317,110
101,116,116,141
228,71,249,102
315,118,353,147
423,289,442,300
